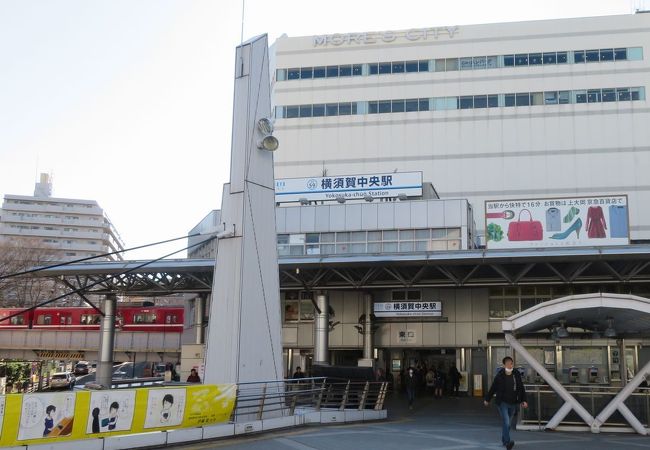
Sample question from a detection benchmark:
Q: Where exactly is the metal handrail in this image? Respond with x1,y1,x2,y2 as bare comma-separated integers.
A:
521,383,650,429
231,378,388,422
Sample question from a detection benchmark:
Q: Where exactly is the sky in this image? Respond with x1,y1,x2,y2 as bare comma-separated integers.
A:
0,0,641,259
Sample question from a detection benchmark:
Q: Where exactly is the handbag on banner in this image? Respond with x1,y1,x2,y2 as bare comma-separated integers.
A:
507,209,543,241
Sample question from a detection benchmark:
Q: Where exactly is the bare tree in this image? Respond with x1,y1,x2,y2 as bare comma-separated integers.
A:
0,238,61,307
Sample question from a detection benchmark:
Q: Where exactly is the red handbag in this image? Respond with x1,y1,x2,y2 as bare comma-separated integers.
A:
507,209,543,241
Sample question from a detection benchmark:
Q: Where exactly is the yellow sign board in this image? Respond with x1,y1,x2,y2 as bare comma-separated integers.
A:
0,384,236,446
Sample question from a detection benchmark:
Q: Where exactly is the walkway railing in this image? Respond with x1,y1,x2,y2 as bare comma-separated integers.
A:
522,384,650,429
232,377,389,422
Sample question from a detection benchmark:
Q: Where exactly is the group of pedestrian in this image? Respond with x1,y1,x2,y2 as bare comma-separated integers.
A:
401,362,463,401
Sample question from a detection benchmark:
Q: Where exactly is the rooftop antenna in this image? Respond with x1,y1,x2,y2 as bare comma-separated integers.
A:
240,0,245,44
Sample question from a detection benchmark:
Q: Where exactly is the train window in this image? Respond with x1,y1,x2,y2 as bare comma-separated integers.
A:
67,316,72,325
10,316,24,325
134,313,157,324
60,316,66,325
82,314,101,324
165,315,178,324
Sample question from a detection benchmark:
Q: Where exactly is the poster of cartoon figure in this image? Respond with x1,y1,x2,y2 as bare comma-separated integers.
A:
143,388,186,429
18,392,75,440
86,390,136,434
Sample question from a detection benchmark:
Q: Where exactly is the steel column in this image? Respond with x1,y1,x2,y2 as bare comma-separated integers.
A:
619,339,628,387
195,294,206,344
96,294,116,388
314,293,329,365
363,293,373,360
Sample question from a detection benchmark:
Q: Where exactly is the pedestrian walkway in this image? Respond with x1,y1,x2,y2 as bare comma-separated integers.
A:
170,394,650,449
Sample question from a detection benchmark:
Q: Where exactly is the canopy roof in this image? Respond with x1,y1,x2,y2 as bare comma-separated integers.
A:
502,293,650,338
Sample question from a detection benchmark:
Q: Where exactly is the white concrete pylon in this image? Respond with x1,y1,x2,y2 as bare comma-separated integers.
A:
203,34,283,388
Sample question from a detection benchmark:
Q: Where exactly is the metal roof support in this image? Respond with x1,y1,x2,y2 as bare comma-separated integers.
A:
434,265,459,285
490,264,514,284
569,262,592,282
591,357,650,435
513,263,536,284
408,265,428,286
460,264,481,285
382,267,408,286
626,261,650,281
600,261,623,281
331,268,359,287
504,333,594,429
544,263,569,283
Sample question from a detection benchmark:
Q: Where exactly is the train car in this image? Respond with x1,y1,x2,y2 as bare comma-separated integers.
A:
0,306,184,332
0,308,32,329
118,306,184,333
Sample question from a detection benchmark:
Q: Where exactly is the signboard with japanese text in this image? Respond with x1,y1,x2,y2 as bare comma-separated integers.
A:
275,171,423,203
374,301,442,317
0,384,236,447
485,195,629,249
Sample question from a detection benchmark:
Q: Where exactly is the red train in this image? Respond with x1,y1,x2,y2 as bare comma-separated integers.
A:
0,306,184,332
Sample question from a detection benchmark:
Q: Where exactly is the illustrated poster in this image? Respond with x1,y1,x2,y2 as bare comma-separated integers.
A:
18,392,75,440
143,388,186,429
86,390,136,434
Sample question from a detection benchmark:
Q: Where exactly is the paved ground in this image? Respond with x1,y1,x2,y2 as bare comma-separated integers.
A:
170,393,650,449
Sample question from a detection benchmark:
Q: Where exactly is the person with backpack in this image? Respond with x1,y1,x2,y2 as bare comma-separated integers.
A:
484,356,528,450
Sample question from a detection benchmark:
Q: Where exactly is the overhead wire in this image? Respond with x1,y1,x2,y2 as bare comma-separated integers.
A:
0,234,217,324
0,232,203,281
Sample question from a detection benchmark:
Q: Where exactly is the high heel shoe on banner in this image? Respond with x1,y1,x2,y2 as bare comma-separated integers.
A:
550,218,582,240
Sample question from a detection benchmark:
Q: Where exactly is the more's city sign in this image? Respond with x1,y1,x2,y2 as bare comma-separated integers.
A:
313,26,459,47
485,195,630,249
275,172,422,203
374,301,442,317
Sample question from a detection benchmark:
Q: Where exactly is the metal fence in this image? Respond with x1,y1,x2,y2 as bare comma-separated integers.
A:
521,384,650,429
232,377,389,422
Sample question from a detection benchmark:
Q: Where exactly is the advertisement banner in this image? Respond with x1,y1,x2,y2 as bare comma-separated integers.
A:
86,391,136,435
275,171,423,203
19,392,76,440
374,301,442,317
485,195,629,249
0,384,236,447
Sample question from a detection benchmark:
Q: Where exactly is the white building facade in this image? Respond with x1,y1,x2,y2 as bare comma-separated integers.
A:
271,13,649,244
0,174,125,262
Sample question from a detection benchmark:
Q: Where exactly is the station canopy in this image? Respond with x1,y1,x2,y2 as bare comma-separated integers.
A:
501,292,650,338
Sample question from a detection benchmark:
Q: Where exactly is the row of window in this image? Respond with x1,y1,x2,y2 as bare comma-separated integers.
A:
5,199,96,208
275,87,646,118
277,229,461,256
276,47,643,81
41,238,99,244
8,223,100,233
488,285,650,319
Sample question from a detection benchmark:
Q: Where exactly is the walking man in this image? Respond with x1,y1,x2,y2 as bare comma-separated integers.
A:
484,356,527,450
404,367,417,410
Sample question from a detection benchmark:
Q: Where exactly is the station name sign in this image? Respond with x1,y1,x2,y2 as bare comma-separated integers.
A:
374,301,442,317
313,26,459,47
275,171,422,203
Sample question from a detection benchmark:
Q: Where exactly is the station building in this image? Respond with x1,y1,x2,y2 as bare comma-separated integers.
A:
194,12,650,393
